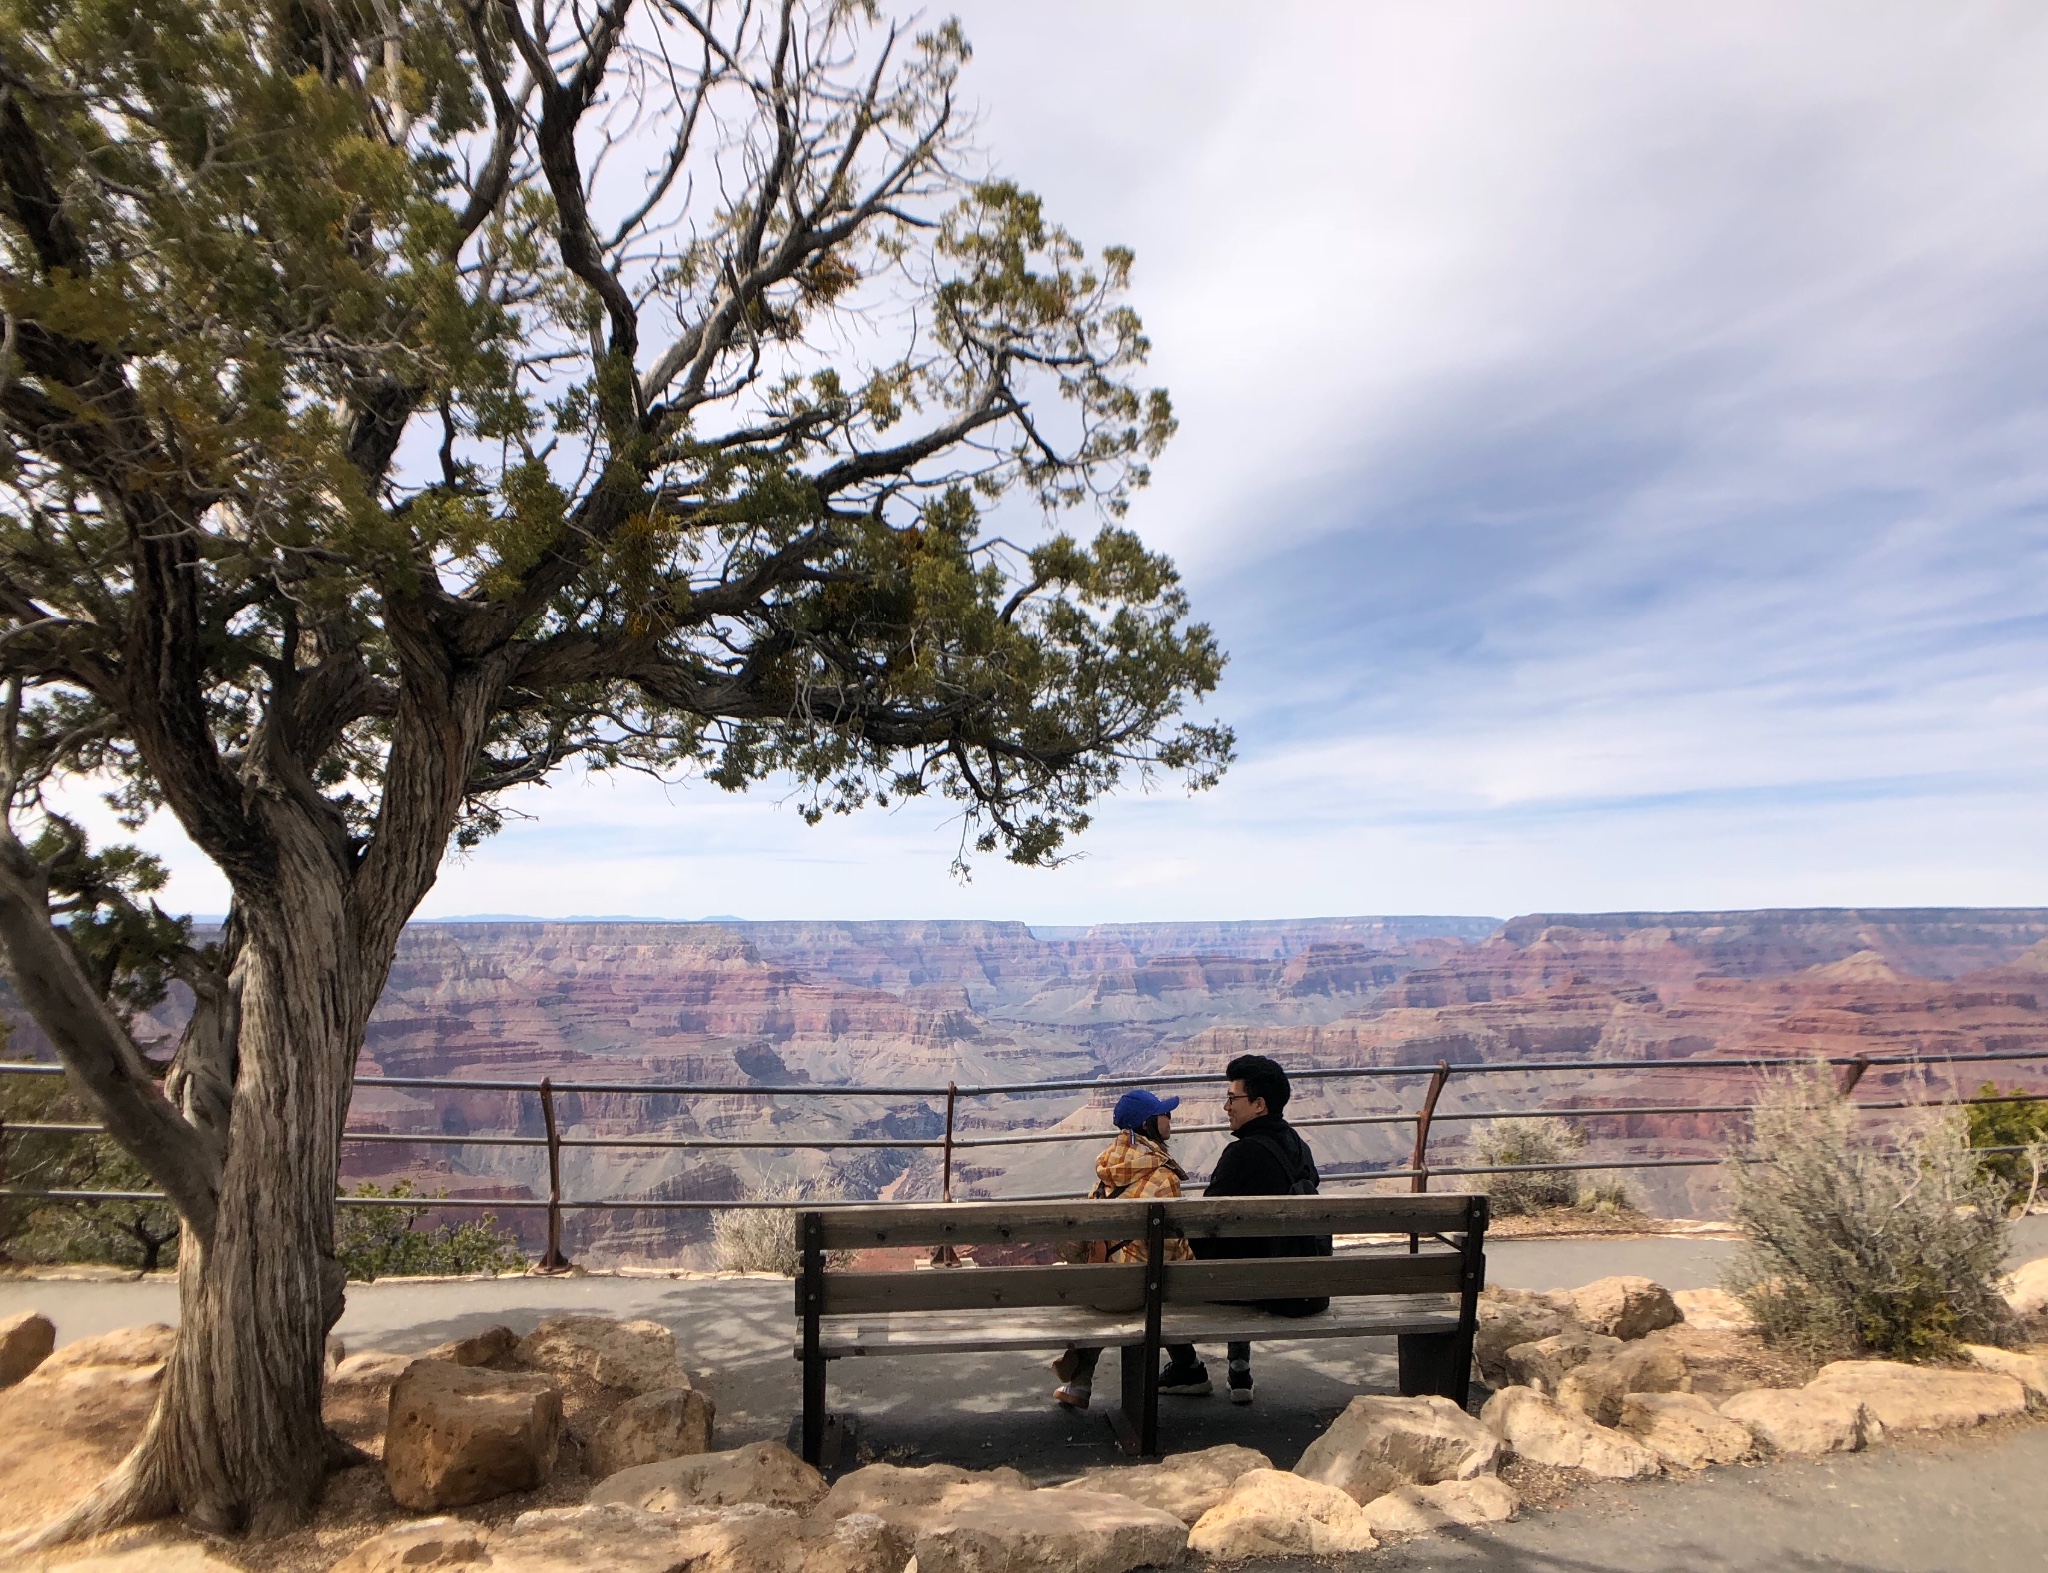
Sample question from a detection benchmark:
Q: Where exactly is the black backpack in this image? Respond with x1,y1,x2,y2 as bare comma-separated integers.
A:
1239,1126,1334,1261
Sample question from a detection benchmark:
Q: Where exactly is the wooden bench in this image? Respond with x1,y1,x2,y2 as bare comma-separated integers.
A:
793,1192,1488,1463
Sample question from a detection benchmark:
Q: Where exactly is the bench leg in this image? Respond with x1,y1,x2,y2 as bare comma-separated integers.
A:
1108,1342,1156,1457
1398,1329,1470,1407
801,1351,827,1465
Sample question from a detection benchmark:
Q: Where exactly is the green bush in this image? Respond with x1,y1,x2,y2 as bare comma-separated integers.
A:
334,1181,526,1281
1469,1117,1585,1214
1964,1082,2048,1212
1726,1066,2012,1361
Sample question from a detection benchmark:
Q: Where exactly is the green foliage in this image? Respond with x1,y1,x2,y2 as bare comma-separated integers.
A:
1726,1067,2012,1361
1470,1117,1585,1214
1965,1082,2048,1211
333,1181,525,1281
1,1067,181,1270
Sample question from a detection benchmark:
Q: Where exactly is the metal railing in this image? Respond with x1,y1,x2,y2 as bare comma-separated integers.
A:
4,1048,2045,1260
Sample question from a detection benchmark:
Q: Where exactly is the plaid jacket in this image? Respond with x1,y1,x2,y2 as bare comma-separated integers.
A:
1090,1131,1195,1263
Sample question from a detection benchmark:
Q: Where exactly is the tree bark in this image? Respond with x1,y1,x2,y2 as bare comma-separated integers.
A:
23,846,376,1544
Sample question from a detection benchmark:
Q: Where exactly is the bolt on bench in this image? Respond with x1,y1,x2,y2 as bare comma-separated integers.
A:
793,1192,1488,1463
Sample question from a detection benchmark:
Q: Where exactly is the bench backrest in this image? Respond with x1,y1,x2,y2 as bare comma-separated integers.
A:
797,1193,1487,1318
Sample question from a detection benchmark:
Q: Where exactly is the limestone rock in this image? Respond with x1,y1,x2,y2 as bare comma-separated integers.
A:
1718,1387,1870,1455
328,1517,489,1572
1961,1343,2048,1405
0,1310,55,1387
1555,1337,1689,1425
1650,1323,1779,1402
1480,1387,1661,1478
586,1386,716,1478
589,1440,826,1512
1502,1330,1622,1393
472,1504,689,1573
1187,1468,1377,1559
820,1461,1034,1518
23,1544,246,1573
1673,1287,1758,1333
1292,1393,1502,1503
2004,1256,2048,1319
1618,1391,1755,1469
331,1350,416,1390
27,1322,174,1384
325,1335,347,1374
384,1359,563,1510
1806,1360,2026,1432
1474,1289,1577,1386
517,1315,681,1394
1570,1276,1681,1340
907,1483,1188,1573
1360,1476,1519,1538
1073,1444,1270,1524
429,1325,520,1368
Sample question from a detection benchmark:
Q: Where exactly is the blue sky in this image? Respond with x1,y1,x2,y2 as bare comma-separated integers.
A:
107,2,2048,924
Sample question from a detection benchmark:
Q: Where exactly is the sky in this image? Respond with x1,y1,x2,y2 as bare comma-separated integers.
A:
99,2,2048,925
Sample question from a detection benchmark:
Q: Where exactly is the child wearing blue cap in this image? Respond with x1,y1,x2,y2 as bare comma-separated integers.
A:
1050,1087,1213,1407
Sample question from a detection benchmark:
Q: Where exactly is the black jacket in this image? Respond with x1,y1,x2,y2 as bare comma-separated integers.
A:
1196,1113,1331,1315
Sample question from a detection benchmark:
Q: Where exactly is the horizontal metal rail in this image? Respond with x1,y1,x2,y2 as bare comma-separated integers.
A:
5,1048,2045,1235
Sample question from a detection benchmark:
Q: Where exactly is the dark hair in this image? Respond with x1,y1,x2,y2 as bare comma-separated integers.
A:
1226,1054,1291,1115
1139,1114,1169,1143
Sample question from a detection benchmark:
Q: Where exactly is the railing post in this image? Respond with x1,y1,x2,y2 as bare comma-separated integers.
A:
940,1080,958,1203
1409,1061,1452,1194
1837,1056,1871,1098
537,1077,573,1272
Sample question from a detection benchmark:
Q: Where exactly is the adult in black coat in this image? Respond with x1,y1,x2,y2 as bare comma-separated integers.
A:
1192,1053,1331,1404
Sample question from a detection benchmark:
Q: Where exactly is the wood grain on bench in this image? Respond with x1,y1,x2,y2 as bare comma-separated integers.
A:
811,1193,1479,1250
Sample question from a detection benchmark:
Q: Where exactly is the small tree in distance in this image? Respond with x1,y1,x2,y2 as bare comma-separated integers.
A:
0,0,1230,1543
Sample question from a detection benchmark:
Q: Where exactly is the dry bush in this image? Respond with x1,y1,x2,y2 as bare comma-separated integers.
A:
1470,1117,1585,1214
1726,1065,2012,1361
1573,1173,1638,1217
711,1182,853,1275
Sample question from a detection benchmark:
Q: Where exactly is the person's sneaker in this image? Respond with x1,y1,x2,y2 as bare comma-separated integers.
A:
1051,1350,1082,1383
1054,1380,1092,1409
1228,1361,1255,1404
1158,1362,1213,1396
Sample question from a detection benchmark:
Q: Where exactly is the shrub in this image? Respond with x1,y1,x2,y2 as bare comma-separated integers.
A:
712,1182,852,1275
1469,1117,1584,1214
335,1181,526,1281
1964,1082,2048,1213
1726,1066,2012,1361
1574,1173,1638,1216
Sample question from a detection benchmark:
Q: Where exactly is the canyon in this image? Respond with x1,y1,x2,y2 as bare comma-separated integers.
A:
11,909,2048,1263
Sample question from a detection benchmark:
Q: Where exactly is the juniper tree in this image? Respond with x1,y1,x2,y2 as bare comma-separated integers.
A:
0,0,1228,1540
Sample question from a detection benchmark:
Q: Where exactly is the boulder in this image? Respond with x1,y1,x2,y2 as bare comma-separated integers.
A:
330,1349,416,1390
2004,1256,2048,1319
1648,1323,1779,1402
1073,1444,1269,1524
482,1502,909,1573
325,1335,347,1374
1480,1388,1662,1478
1555,1337,1689,1425
819,1461,1034,1517
1961,1343,2048,1406
1474,1289,1577,1385
384,1359,563,1510
429,1325,520,1368
0,1310,55,1387
586,1386,716,1478
1188,1468,1377,1559
1618,1392,1755,1469
906,1483,1189,1573
1805,1360,2027,1433
1571,1276,1681,1340
1673,1287,1758,1333
1501,1330,1622,1393
589,1440,826,1513
329,1517,490,1572
517,1315,682,1394
1292,1393,1502,1503
1718,1387,1870,1455
1360,1476,1519,1538
27,1322,174,1384
23,1545,246,1573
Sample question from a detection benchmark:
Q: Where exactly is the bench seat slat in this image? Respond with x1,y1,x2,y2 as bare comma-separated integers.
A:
1164,1250,1464,1303
799,1293,1463,1358
810,1194,1481,1251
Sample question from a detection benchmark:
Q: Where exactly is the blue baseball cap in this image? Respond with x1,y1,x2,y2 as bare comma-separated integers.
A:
1112,1089,1181,1131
